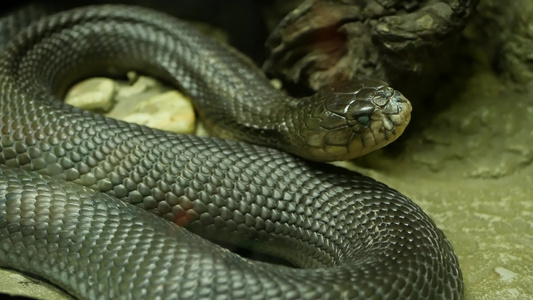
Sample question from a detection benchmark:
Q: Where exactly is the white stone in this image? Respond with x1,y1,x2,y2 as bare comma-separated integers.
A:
122,91,196,134
65,78,115,111
116,72,162,98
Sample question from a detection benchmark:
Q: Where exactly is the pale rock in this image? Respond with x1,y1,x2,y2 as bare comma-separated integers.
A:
116,72,162,98
122,91,196,134
64,78,115,111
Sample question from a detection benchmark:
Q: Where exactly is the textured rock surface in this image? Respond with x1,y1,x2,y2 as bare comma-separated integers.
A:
67,74,197,135
349,1,533,298
498,1,533,85
121,91,196,134
263,0,479,101
65,77,116,111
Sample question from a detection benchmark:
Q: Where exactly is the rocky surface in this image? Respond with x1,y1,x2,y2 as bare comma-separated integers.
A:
349,1,533,298
65,74,197,135
263,0,479,102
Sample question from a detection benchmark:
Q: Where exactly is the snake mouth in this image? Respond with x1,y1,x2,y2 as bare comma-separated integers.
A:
379,92,412,135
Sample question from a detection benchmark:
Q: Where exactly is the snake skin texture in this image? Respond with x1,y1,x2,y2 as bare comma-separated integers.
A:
0,4,463,299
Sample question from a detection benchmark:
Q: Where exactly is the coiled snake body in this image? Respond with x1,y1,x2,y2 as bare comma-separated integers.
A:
0,4,462,299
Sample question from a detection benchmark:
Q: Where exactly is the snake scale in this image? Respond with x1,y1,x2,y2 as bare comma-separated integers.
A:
0,4,463,299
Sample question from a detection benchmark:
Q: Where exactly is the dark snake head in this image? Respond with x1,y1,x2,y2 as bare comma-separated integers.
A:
298,79,412,162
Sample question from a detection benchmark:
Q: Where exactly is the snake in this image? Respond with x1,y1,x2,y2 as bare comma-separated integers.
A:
0,4,463,300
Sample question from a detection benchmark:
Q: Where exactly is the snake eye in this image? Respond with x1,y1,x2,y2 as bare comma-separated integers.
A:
348,103,374,127
356,114,371,126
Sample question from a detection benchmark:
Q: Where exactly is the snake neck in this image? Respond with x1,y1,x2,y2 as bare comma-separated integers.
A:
271,94,328,160
197,88,297,150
